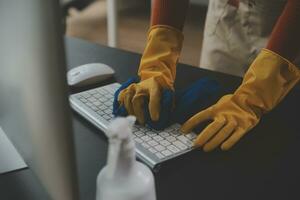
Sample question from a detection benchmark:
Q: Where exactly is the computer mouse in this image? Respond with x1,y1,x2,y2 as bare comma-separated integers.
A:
67,63,115,87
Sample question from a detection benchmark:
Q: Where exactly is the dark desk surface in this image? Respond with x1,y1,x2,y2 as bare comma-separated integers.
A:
1,37,299,200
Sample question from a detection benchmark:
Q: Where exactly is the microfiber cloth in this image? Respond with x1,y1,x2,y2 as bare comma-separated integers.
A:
172,78,220,124
113,77,221,130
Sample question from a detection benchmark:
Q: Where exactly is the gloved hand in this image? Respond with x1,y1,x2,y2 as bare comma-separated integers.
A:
113,77,174,130
181,49,300,152
117,25,183,125
113,77,139,117
114,77,221,130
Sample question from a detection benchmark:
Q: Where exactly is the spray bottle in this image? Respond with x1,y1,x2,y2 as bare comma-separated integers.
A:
96,116,156,200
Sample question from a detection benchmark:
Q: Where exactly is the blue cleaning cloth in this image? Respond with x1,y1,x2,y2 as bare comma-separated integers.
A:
172,78,221,124
113,77,221,130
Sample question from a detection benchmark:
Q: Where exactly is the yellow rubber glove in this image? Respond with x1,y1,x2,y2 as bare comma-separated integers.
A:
118,25,183,124
181,49,300,152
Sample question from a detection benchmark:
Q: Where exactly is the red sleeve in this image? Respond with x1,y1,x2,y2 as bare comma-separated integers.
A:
266,0,300,62
228,0,239,8
151,0,190,31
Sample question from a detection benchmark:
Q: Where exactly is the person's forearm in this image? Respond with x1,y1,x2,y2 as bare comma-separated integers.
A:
266,0,300,63
151,0,190,31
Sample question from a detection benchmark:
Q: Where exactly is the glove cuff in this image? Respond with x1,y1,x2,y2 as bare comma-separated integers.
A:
262,48,300,75
147,25,183,36
138,25,184,90
235,48,300,114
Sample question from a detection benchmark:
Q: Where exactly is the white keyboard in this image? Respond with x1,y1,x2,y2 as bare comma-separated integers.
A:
69,83,197,168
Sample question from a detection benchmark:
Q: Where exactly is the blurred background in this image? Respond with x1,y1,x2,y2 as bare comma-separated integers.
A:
63,0,208,66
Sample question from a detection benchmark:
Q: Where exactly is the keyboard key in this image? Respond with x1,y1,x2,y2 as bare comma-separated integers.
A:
93,101,101,106
185,133,197,140
141,135,151,142
105,94,113,99
79,98,87,103
134,138,143,144
153,135,163,142
135,131,145,137
149,148,157,154
135,125,143,130
147,140,158,147
108,114,114,118
104,101,112,106
104,109,111,115
82,93,91,98
154,145,165,152
88,97,97,102
99,89,107,94
167,145,180,153
150,129,159,133
99,105,107,110
160,140,171,147
162,150,172,157
164,127,174,132
146,131,156,136
93,94,101,99
173,141,188,150
177,135,193,146
166,136,176,142
74,94,82,98
86,102,93,107
98,90,105,95
172,131,181,136
141,143,150,149
155,152,165,159
97,111,103,115
88,90,98,95
159,132,170,137
91,106,99,111
103,115,111,120
139,128,147,133
99,97,107,102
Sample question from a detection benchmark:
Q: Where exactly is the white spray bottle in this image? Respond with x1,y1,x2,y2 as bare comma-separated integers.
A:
96,116,156,200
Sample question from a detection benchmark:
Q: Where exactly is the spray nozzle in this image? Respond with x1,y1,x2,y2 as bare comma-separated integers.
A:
107,116,136,139
106,116,136,178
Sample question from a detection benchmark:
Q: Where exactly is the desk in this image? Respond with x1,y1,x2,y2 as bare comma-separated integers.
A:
0,37,299,200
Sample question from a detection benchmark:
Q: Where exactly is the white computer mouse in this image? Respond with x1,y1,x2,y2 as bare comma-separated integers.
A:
67,63,115,87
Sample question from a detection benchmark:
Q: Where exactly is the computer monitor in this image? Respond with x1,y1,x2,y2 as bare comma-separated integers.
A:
0,1,79,199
